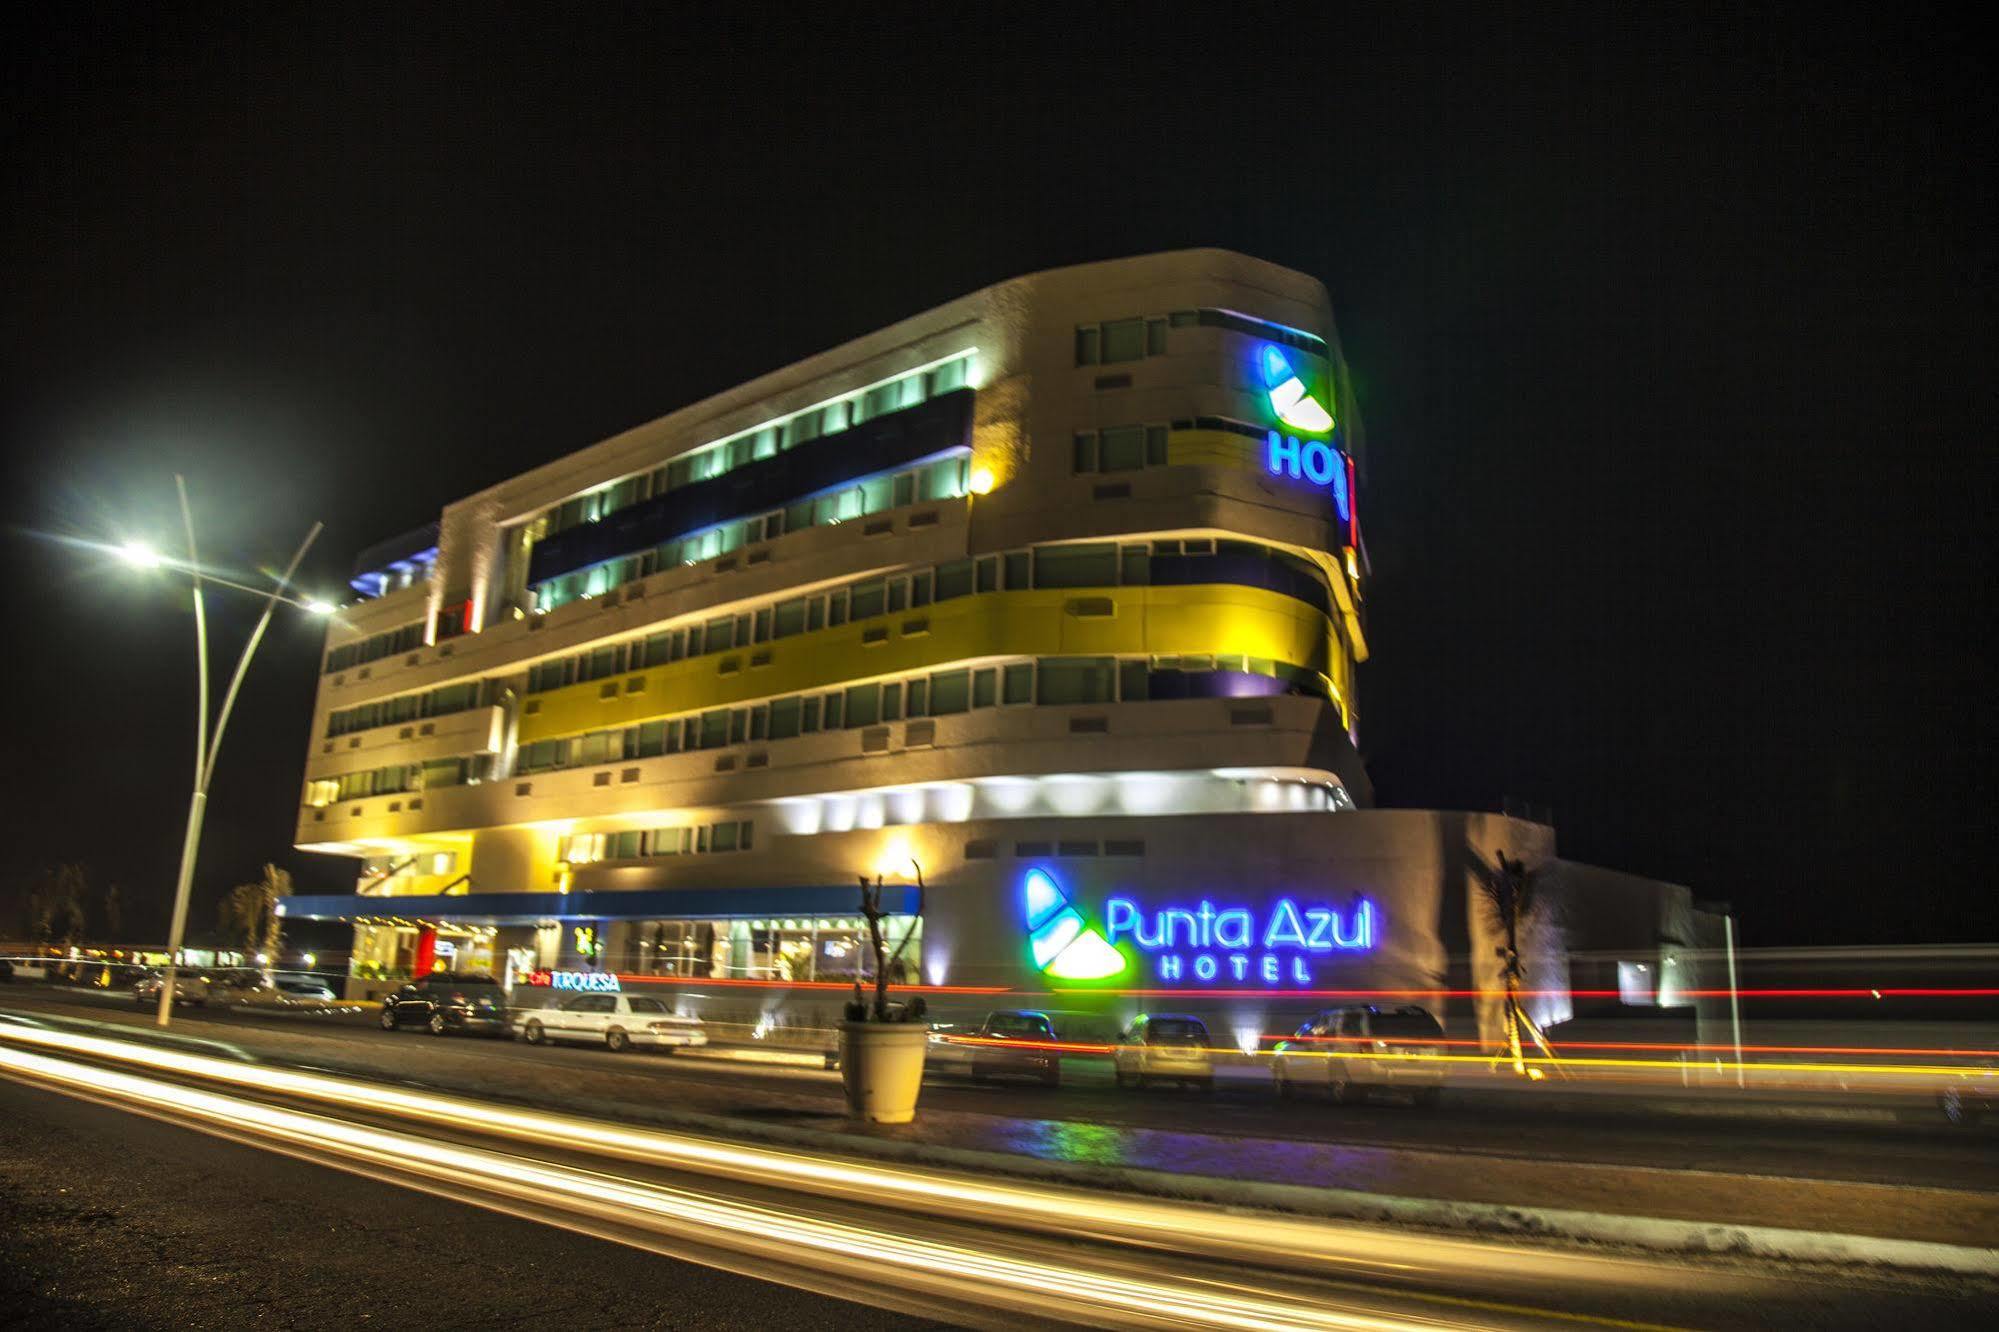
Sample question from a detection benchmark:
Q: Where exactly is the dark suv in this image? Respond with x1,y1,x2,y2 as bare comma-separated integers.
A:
379,972,509,1036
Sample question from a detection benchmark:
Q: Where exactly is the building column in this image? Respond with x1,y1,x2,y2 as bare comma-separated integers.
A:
413,925,437,977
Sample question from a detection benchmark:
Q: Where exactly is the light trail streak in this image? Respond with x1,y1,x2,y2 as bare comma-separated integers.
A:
0,1038,1681,1331
0,1020,1738,1310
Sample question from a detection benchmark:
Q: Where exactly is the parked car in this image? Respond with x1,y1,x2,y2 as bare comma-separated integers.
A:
379,972,510,1036
203,968,288,1007
272,972,339,1002
132,968,208,1008
514,992,707,1052
1272,1004,1448,1106
968,1010,1062,1087
1113,1013,1214,1091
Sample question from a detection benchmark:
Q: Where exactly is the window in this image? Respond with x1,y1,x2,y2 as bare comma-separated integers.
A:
848,580,885,620
1099,426,1145,472
1033,543,1118,588
1038,657,1114,705
711,821,739,853
1101,319,1145,363
1146,318,1168,356
1002,663,1033,704
1072,434,1097,473
1074,326,1100,365
929,669,969,715
773,599,807,638
972,668,996,709
844,683,879,728
768,697,802,740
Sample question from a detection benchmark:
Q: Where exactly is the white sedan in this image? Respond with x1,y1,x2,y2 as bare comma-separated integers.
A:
514,992,708,1052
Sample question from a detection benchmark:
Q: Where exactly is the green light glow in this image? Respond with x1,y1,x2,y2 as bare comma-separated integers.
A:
1023,869,1127,981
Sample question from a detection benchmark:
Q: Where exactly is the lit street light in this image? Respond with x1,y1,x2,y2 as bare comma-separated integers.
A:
125,475,330,1028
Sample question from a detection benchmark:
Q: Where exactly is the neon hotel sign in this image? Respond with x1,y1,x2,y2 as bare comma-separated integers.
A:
1024,868,1376,988
1106,896,1376,986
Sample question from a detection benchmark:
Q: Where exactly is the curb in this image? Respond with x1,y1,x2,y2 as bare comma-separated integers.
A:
520,1083,1999,1280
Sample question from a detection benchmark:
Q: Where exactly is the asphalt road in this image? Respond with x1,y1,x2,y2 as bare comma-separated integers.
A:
9,985,1995,1197
3,1037,1994,1331
0,1076,934,1330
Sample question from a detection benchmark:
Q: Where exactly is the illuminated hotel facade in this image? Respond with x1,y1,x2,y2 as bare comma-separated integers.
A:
287,249,1712,1044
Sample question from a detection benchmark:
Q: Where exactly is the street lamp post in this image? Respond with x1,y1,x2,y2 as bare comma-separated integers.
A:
136,475,327,1028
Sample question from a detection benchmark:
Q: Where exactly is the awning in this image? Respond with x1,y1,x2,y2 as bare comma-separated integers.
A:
277,884,919,926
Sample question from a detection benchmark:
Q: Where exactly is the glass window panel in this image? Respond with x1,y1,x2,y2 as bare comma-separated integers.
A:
972,668,996,708
909,570,932,608
928,670,968,715
1003,662,1033,704
1119,660,1150,701
712,821,739,852
1145,425,1168,465
935,560,973,601
823,400,850,434
893,472,915,507
905,678,927,716
1003,551,1030,589
638,721,668,757
807,597,826,632
754,608,772,643
860,474,894,514
1146,318,1168,355
1121,547,1150,584
699,710,729,749
1033,542,1119,588
976,556,999,593
773,599,807,638
929,358,969,394
1075,326,1099,365
768,697,801,739
881,681,902,722
844,683,879,727
1101,319,1145,363
1073,433,1097,473
887,579,908,614
705,617,734,651
1040,657,1115,705
848,580,885,620
1098,425,1145,472
822,693,844,729
918,456,965,501
730,709,747,744
800,697,821,733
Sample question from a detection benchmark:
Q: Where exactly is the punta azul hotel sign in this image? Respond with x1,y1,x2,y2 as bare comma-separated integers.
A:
1259,344,1355,537
1023,869,1376,988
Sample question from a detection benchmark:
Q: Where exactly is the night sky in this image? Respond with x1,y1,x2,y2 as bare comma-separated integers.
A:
3,7,1992,946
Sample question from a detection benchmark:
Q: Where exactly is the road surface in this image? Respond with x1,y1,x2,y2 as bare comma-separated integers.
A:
3,1033,1993,1329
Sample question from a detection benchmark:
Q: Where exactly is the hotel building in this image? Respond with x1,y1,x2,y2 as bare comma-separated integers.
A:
286,249,1715,1044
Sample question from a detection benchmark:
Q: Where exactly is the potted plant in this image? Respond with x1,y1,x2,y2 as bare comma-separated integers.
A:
837,866,928,1124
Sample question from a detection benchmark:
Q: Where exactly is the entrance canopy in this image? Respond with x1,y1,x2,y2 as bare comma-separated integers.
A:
278,884,919,927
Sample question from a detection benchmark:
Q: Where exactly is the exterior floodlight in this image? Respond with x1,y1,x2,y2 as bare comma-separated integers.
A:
119,542,163,569
304,599,337,615
968,467,996,495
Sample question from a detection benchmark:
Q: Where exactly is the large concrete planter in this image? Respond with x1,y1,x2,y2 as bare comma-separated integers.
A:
837,1021,929,1124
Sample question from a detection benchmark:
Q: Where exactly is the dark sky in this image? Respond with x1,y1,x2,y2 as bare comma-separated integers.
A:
3,6,1992,946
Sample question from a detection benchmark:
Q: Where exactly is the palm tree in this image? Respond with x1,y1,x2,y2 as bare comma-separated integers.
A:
219,863,292,958
1476,851,1558,1077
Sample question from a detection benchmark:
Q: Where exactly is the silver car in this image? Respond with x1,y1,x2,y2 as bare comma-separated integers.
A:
1273,1005,1447,1107
1113,1013,1214,1091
